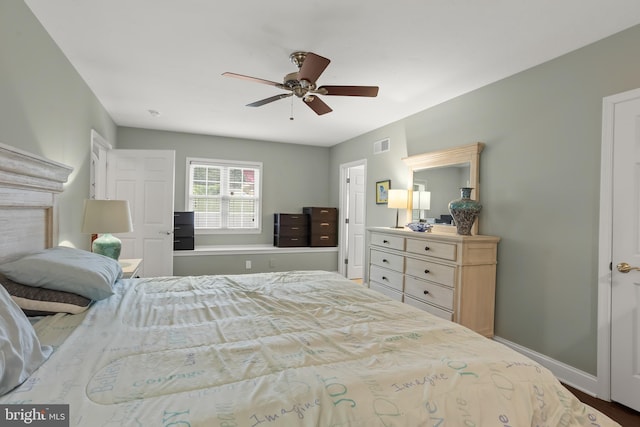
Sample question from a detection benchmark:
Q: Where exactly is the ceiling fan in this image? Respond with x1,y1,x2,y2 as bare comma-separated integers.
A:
222,51,379,116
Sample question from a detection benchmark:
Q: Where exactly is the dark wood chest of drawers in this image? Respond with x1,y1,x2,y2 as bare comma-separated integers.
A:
273,213,310,247
303,207,338,247
173,211,194,250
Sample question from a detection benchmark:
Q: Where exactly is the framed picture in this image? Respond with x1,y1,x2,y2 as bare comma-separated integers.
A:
376,179,390,204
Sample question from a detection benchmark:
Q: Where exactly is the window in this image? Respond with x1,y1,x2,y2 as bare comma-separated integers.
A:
186,158,262,234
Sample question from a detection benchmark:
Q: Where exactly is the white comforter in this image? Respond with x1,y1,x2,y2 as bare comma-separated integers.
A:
1,271,618,426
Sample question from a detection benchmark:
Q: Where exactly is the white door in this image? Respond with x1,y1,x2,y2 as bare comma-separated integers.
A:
347,165,366,279
107,149,175,277
610,90,640,411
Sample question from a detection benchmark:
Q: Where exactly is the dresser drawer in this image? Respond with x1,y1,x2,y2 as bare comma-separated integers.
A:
369,282,403,302
405,238,457,261
369,249,404,273
274,213,309,226
370,233,404,251
273,235,309,247
404,276,454,311
369,265,403,292
174,223,194,237
174,211,194,225
310,221,337,234
310,234,337,247
303,207,337,222
405,257,455,287
173,237,194,251
276,224,308,237
404,296,453,321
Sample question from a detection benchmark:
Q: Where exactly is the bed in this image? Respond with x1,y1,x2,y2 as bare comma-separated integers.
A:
0,143,620,426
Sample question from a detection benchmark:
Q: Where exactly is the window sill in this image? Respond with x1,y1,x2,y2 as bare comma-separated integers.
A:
173,244,338,256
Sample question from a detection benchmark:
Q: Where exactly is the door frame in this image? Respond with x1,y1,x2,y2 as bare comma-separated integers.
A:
597,87,640,400
338,159,367,277
90,129,112,200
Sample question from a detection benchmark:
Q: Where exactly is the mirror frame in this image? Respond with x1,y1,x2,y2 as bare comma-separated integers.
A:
402,142,484,235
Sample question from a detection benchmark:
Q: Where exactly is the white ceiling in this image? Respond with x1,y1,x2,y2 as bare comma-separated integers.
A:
24,0,640,147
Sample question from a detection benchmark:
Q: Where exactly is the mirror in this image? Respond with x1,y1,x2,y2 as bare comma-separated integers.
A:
403,142,484,234
411,164,470,223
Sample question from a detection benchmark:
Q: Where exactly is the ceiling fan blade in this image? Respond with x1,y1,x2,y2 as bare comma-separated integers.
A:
298,52,330,84
304,96,332,115
246,93,292,107
222,72,286,89
318,85,379,97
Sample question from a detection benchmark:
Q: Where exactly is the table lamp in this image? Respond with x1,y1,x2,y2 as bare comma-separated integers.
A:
387,189,408,228
413,191,431,220
81,199,133,260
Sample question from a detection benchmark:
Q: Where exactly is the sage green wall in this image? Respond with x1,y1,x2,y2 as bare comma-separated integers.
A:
117,127,333,246
0,0,117,250
330,24,640,375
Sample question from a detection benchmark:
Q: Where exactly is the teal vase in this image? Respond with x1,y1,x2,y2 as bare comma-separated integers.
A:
448,187,482,235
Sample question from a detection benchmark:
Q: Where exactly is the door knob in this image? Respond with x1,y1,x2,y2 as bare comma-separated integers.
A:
617,262,640,273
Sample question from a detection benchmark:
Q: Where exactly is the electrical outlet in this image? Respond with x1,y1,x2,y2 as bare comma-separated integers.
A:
245,260,251,269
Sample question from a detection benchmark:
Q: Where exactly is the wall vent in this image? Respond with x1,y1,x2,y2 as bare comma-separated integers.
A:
373,138,390,154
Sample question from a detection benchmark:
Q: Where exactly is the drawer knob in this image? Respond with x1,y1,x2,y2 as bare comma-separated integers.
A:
383,239,389,244
423,290,430,295
382,276,388,281
424,269,430,274
382,259,389,263
424,246,430,251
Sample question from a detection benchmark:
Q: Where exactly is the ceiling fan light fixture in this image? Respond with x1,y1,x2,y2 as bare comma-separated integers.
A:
289,51,307,69
283,71,299,86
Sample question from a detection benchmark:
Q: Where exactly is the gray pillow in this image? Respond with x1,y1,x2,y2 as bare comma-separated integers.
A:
0,285,52,396
0,246,122,301
0,273,92,316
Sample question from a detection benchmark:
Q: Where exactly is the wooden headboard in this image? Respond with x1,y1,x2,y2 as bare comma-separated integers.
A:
0,142,73,263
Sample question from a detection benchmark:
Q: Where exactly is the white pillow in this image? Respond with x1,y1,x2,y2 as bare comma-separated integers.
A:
0,285,52,395
0,246,122,301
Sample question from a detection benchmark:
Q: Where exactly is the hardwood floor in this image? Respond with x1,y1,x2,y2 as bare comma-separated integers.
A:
563,384,640,426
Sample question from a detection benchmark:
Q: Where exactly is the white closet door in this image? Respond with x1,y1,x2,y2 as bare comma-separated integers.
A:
611,89,640,412
107,149,175,277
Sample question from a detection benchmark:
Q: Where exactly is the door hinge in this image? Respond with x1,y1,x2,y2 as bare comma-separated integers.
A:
346,177,350,183
344,259,348,265
345,218,349,224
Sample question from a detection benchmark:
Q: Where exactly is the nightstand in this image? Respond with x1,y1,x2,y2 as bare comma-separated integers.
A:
119,258,143,279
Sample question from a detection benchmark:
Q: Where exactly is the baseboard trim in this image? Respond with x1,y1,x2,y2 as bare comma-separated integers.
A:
493,336,601,398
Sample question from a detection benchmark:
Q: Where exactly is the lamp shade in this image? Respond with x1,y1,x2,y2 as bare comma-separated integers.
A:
387,189,409,209
81,199,133,234
413,191,431,210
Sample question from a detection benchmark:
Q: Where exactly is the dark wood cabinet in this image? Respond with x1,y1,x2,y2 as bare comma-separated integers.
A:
273,213,310,247
303,207,338,247
174,211,194,250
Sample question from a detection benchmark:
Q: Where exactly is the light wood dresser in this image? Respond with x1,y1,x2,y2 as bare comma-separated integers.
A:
368,227,500,337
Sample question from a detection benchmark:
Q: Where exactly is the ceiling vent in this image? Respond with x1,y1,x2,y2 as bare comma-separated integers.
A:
373,138,390,154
